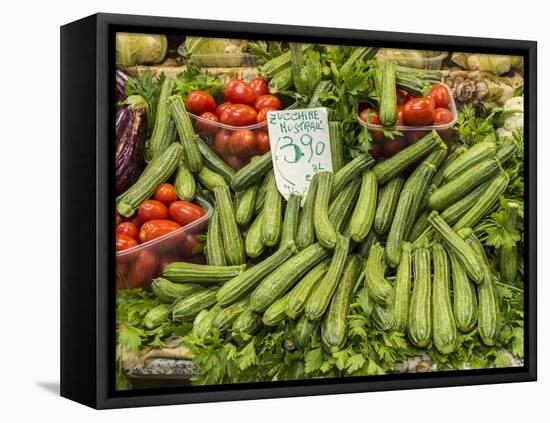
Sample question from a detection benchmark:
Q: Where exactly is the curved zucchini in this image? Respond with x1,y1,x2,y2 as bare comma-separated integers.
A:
407,247,431,348
313,172,338,249
449,251,477,333
285,259,331,320
391,242,412,333
374,176,404,235
168,95,202,172
197,166,228,191
174,160,196,201
192,305,222,338
321,255,362,351
305,235,351,320
364,242,393,304
196,137,235,183
214,185,246,265
431,242,458,354
295,176,318,250
143,304,171,329
245,210,266,258
217,241,298,306
235,184,258,227
348,171,378,242
151,278,204,303
250,242,331,313
232,308,263,335
230,151,273,192
293,314,319,350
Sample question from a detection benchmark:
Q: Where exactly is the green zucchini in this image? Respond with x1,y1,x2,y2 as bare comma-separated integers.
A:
197,137,235,183
192,305,222,338
205,208,227,266
217,241,298,306
261,172,283,247
428,157,502,210
250,242,331,313
331,154,374,199
500,201,521,283
372,302,394,331
293,314,319,350
462,230,500,346
212,299,249,331
168,95,202,172
116,143,182,217
163,261,246,283
439,180,491,226
245,209,266,258
285,259,331,319
449,251,478,333
232,308,263,335
408,210,430,244
373,130,445,184
279,193,301,249
391,242,412,333
348,171,378,242
321,255,362,350
174,160,195,201
408,247,432,348
254,173,269,214
308,80,333,108
442,141,497,182
295,176,318,250
172,287,219,322
428,211,483,283
358,229,379,259
314,172,338,249
379,60,397,126
431,242,457,354
197,166,228,191
430,146,467,187
452,172,510,232
328,121,345,173
364,242,393,304
230,151,273,192
235,184,258,227
143,304,171,329
263,294,289,326
328,178,361,233
374,176,405,235
214,185,246,265
385,191,414,267
305,235,351,320
151,277,203,304
496,142,517,166
148,78,176,160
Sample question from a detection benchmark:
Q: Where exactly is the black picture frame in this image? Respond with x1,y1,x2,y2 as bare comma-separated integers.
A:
60,12,537,409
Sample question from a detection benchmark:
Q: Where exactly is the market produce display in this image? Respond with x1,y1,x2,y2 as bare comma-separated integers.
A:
115,38,525,391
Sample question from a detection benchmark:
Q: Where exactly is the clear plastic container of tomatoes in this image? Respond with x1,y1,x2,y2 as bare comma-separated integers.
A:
116,197,212,290
359,84,457,162
189,96,296,170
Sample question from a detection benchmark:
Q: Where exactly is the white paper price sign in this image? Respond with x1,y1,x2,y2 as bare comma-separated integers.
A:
267,108,332,203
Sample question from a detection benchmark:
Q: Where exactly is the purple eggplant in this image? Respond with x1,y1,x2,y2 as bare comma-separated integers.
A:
115,65,132,102
116,95,147,195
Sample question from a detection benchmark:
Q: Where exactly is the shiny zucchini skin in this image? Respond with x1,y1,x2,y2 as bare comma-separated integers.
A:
348,171,378,242
407,247,432,348
364,242,393,304
431,243,458,354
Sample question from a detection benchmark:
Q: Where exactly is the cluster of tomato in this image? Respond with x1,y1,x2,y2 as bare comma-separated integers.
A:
186,77,281,170
115,183,206,252
359,83,454,161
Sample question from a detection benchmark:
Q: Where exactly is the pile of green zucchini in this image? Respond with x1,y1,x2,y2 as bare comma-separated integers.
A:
136,116,517,355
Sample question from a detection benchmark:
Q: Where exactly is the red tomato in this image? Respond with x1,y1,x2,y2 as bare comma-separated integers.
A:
116,222,139,242
226,155,244,170
129,216,142,229
403,97,435,126
179,233,201,258
116,233,138,251
432,107,454,125
359,108,381,125
214,129,231,157
256,131,271,155
220,104,258,126
168,201,206,227
254,94,281,112
383,137,405,158
257,107,278,124
216,101,231,118
195,111,220,136
154,183,177,205
396,88,411,106
126,250,159,289
186,91,217,115
224,79,256,106
228,130,257,157
428,83,450,109
396,105,405,126
249,77,269,97
139,220,181,243
138,200,169,223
